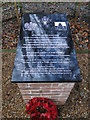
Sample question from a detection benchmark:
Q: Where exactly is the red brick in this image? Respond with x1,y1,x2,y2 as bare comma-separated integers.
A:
17,83,75,105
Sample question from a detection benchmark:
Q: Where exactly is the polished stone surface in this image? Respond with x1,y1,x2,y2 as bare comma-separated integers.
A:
11,13,81,82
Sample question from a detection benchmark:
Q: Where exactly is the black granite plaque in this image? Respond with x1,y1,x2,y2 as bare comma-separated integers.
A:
11,13,81,82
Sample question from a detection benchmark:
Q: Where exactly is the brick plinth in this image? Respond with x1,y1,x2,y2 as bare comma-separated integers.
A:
17,83,75,105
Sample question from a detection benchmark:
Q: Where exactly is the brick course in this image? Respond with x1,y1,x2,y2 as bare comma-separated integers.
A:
17,83,75,105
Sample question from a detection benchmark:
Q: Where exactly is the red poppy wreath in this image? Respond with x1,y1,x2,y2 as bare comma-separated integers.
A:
25,97,58,120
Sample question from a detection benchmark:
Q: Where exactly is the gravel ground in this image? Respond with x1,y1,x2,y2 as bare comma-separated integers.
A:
2,53,89,119
2,2,89,119
2,2,89,50
2,2,89,22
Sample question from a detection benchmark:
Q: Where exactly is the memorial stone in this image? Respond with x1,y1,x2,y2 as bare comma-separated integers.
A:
12,13,81,82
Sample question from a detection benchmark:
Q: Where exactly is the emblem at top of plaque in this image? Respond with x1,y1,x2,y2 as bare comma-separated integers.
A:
54,22,67,30
24,22,37,31
42,16,49,25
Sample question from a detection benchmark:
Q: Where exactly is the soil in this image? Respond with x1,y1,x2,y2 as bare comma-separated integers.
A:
2,2,89,119
2,53,89,119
